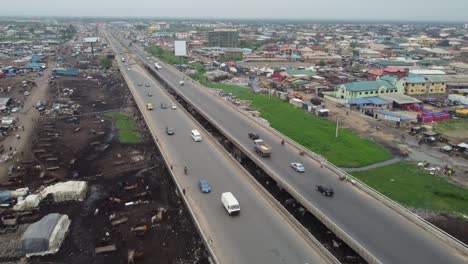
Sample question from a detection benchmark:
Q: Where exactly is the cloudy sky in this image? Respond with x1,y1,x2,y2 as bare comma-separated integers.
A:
1,0,467,21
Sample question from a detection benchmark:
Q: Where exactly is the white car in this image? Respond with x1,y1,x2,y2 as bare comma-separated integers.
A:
290,162,305,172
23,91,30,96
171,104,177,110
127,68,131,71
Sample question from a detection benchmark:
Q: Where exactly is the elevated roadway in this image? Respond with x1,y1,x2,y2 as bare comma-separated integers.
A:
114,32,467,264
107,32,337,264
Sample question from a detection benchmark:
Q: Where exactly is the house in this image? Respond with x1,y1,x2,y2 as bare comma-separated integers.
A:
383,67,408,79
286,69,316,78
396,74,447,96
334,79,401,100
358,48,382,58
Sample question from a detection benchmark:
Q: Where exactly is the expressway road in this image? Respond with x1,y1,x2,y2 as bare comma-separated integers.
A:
116,34,467,263
108,35,335,264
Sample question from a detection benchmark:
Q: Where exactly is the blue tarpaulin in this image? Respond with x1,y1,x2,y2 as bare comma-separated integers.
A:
0,190,11,203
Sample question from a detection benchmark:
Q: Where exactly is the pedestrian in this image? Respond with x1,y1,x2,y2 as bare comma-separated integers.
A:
320,161,324,168
9,146,12,151
182,188,186,195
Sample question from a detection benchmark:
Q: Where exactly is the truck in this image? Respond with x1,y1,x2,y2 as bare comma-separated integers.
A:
254,139,272,157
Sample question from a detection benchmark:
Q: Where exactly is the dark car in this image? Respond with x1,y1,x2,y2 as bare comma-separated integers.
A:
145,83,150,87
248,132,260,140
166,127,174,135
316,185,334,197
161,103,168,109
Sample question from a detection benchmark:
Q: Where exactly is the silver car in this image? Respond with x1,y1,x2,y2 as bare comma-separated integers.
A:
290,162,305,172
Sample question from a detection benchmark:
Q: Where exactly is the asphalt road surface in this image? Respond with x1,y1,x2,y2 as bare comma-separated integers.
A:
110,35,335,264
116,35,467,263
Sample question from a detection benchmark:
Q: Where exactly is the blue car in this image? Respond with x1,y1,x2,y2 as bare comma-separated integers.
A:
199,180,211,193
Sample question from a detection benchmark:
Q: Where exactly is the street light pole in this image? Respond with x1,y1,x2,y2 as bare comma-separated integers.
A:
335,116,339,138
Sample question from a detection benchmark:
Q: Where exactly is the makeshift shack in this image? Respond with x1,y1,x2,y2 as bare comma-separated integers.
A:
19,213,71,257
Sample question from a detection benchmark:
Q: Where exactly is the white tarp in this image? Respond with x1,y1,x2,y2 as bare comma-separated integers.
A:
40,181,88,202
13,194,41,211
20,213,71,257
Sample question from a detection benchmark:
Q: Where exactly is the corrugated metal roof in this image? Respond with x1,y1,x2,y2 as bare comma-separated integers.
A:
424,75,446,83
286,69,315,77
404,74,427,84
341,80,395,92
349,97,392,105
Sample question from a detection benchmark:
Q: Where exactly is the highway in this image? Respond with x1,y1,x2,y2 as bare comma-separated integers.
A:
106,32,335,264
115,32,468,263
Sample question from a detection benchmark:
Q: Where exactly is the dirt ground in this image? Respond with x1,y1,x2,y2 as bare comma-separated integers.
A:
0,55,208,263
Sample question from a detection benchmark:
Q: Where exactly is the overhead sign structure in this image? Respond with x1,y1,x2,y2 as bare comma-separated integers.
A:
174,40,187,57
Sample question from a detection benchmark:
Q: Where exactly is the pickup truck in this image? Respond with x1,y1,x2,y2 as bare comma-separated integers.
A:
254,139,272,157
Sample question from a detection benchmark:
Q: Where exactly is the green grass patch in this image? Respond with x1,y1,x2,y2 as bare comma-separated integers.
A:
435,118,468,139
105,112,142,144
146,46,188,65
207,83,391,167
353,162,468,215
189,63,207,83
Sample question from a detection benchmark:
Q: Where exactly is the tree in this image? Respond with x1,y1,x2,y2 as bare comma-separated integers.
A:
99,57,112,70
319,60,326,67
352,50,359,56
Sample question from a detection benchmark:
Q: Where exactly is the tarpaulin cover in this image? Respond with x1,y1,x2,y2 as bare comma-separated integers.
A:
19,213,70,257
0,190,11,203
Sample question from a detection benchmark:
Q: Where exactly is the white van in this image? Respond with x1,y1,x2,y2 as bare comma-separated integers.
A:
221,192,240,215
191,129,202,142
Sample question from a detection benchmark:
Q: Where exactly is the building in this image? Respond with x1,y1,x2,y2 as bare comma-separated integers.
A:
334,79,401,100
208,29,239,48
396,74,446,96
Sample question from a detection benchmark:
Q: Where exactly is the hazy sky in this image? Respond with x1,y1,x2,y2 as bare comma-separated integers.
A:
1,0,467,21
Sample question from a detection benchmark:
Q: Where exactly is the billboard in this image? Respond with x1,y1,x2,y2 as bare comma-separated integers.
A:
174,40,187,57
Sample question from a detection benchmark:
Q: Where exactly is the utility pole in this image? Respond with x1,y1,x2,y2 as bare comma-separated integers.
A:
335,116,339,138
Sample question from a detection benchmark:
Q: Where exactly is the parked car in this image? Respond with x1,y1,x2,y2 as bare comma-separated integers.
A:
166,127,174,135
23,91,30,96
160,103,168,109
137,82,142,86
145,83,150,87
171,104,177,110
316,185,334,197
290,162,305,172
199,180,211,193
147,103,153,110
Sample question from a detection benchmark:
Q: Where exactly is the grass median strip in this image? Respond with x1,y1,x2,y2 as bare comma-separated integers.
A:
353,162,468,216
105,112,142,144
207,83,391,168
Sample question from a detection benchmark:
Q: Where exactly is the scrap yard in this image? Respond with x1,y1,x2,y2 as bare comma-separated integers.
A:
0,29,208,263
